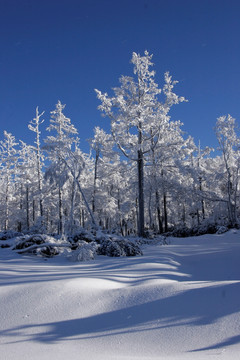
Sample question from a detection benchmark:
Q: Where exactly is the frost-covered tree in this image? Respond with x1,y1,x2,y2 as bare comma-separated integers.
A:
215,114,240,226
178,141,213,227
44,101,78,234
28,107,45,220
62,141,97,232
17,141,38,231
96,51,186,236
145,119,193,232
0,131,18,230
89,126,114,215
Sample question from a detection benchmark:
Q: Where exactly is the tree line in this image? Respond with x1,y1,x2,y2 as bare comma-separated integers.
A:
0,52,239,237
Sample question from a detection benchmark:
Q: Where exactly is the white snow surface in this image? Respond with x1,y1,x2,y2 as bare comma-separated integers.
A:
1,230,240,360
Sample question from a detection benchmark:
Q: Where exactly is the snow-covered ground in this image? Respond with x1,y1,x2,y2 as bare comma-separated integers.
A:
1,230,240,360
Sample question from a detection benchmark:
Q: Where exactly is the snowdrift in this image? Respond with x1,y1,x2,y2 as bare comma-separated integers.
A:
0,230,240,359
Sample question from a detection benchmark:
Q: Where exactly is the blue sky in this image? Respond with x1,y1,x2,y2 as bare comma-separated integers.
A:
1,0,240,153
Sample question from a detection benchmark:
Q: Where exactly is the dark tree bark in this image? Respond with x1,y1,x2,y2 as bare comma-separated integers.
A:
138,149,145,237
156,190,163,233
163,192,168,232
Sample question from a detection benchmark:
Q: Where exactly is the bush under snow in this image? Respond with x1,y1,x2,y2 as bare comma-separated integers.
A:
96,236,143,257
69,241,99,262
12,234,68,257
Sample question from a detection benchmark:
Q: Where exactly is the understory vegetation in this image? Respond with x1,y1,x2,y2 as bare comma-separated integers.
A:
0,229,144,260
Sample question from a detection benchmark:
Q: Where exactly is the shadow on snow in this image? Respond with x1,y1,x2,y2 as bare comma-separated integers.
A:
1,240,240,352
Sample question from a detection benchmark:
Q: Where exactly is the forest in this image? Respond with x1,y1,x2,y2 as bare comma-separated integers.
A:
0,52,239,239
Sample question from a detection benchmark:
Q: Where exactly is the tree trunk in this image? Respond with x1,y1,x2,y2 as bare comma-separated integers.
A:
18,184,23,232
5,192,9,231
163,192,168,232
92,149,99,213
135,197,139,234
138,149,145,237
46,209,49,232
26,185,30,231
82,209,85,228
37,149,43,218
69,179,76,234
5,174,10,231
199,177,205,220
75,177,97,228
32,199,35,224
148,188,152,229
226,169,236,227
182,202,186,226
156,190,163,233
58,185,63,234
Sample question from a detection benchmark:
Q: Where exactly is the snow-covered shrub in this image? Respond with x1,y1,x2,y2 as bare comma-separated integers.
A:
97,237,143,257
216,225,228,234
68,228,95,249
194,223,217,236
69,241,99,261
119,239,143,256
98,239,125,257
40,245,59,257
170,226,192,238
143,230,155,239
12,234,63,257
13,234,45,248
170,222,220,237
0,243,11,248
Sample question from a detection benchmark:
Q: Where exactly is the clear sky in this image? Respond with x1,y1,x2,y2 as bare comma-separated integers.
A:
1,0,240,153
